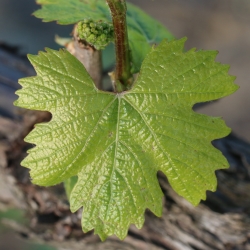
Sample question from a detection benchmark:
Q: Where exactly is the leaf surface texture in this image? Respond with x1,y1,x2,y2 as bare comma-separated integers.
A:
15,38,238,240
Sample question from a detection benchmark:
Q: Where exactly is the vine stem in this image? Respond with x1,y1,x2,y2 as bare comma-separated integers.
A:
106,0,133,92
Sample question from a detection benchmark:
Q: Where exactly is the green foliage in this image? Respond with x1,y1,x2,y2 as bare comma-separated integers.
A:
15,38,238,240
33,0,174,73
0,209,26,227
64,176,78,199
34,0,110,24
77,19,114,50
27,244,56,250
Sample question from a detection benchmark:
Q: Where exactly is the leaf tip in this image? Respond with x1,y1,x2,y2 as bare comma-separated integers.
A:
176,36,187,48
27,53,37,64
13,99,19,107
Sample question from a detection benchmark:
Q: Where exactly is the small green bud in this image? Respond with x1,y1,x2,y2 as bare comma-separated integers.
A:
88,34,96,43
91,28,98,34
77,19,114,50
99,34,106,42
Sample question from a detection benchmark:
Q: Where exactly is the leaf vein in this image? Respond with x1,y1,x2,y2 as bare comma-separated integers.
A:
123,97,185,190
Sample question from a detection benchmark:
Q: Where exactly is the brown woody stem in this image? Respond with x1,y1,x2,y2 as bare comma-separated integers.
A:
106,0,133,92
67,25,103,90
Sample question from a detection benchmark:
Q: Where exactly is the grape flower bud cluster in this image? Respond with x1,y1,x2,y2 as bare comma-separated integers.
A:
77,19,114,50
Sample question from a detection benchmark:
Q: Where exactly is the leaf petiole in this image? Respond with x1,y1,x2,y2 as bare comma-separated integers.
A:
106,0,133,92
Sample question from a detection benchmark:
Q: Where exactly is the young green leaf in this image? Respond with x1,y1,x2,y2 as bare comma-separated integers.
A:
34,0,110,24
15,38,238,240
33,0,174,73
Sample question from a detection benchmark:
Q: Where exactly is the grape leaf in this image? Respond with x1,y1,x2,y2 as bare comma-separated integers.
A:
34,0,110,24
33,0,174,73
14,38,238,240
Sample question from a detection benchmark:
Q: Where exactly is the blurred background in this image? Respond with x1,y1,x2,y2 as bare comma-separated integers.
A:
0,0,250,249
